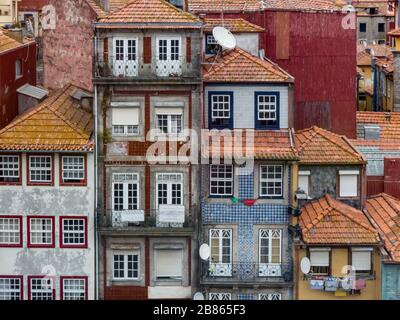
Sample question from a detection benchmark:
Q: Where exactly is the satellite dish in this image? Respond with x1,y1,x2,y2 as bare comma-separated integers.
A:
212,26,236,50
199,243,211,261
300,257,311,274
193,292,205,300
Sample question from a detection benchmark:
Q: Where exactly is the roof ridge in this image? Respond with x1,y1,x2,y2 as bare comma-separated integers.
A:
296,126,319,152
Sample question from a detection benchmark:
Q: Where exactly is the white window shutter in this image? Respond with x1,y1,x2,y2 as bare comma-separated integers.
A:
310,251,329,267
339,174,358,197
155,249,183,278
298,175,309,194
352,251,371,271
155,107,183,115
112,108,139,126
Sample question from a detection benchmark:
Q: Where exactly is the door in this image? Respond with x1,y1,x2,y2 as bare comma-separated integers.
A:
113,38,138,77
156,37,182,77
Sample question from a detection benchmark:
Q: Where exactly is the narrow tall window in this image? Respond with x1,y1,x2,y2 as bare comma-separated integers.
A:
210,229,232,264
339,170,359,197
260,165,283,197
156,173,183,205
113,38,138,77
0,155,20,183
112,173,139,211
256,93,279,129
209,165,233,197
156,37,182,76
259,229,282,264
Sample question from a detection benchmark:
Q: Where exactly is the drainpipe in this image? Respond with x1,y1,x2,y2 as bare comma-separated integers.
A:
372,57,378,112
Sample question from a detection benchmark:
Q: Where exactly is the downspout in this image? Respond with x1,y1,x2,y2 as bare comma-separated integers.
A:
372,57,378,111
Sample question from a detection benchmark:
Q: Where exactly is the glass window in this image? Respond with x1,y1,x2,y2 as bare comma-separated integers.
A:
259,229,282,264
209,165,233,196
0,156,20,183
29,156,52,183
30,278,54,300
210,229,232,264
62,156,85,183
62,278,86,300
112,251,140,280
156,173,183,205
112,173,139,211
29,218,53,246
260,165,283,197
0,217,21,245
61,218,86,247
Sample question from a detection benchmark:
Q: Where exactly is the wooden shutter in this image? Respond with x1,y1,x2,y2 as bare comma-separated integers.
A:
143,37,152,64
186,37,191,63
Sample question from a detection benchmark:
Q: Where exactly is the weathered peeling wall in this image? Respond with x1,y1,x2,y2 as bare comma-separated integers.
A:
42,0,96,90
0,152,95,300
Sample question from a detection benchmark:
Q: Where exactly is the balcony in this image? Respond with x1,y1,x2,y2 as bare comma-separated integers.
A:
94,54,199,82
97,207,194,236
201,261,293,286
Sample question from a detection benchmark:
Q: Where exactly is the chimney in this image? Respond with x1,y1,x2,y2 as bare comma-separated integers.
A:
394,51,400,112
6,28,23,43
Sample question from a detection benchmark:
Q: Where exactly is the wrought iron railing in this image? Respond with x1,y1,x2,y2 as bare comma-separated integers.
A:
94,55,184,78
201,261,293,282
97,208,194,229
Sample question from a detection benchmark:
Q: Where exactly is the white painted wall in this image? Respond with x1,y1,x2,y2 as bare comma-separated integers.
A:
0,152,95,300
205,84,289,129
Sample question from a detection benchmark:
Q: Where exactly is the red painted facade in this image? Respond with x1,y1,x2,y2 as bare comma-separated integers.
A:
202,10,357,138
0,41,36,129
18,0,49,11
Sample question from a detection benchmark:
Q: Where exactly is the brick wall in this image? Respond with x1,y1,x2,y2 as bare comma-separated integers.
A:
104,286,148,300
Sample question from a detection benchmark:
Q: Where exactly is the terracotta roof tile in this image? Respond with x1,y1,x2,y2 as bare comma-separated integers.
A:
364,194,400,262
203,47,294,83
299,195,380,245
202,129,298,160
85,0,106,16
0,29,35,54
375,54,394,74
357,50,372,66
108,0,130,12
0,84,93,152
203,18,264,32
295,126,365,164
98,0,201,28
188,0,340,12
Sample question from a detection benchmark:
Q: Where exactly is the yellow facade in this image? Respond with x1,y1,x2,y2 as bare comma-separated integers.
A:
295,246,381,300
358,65,373,111
0,0,19,26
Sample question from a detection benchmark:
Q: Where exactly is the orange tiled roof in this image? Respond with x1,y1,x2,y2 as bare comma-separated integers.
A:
376,54,394,74
0,84,93,152
357,50,372,66
364,194,400,262
188,0,340,12
0,29,35,54
295,126,365,164
85,0,106,16
203,48,294,83
299,194,379,245
108,0,130,12
98,0,202,28
201,129,298,160
203,18,264,33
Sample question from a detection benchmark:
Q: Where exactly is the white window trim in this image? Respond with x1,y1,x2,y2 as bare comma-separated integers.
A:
29,218,53,246
209,229,232,264
156,36,181,62
112,173,140,211
62,278,86,300
259,165,284,197
0,155,20,180
0,217,21,245
211,94,231,120
257,94,278,121
156,173,183,206
209,165,234,197
28,155,52,183
30,277,54,300
259,229,282,264
61,156,85,182
0,277,22,300
339,171,359,198
61,218,86,246
209,292,231,300
156,113,183,135
112,251,140,280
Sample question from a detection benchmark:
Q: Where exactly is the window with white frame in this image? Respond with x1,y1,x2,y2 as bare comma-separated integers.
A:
259,293,282,300
158,38,180,61
209,165,233,196
61,218,86,247
30,278,54,300
112,173,139,211
62,278,86,300
352,248,373,275
256,94,278,128
259,229,282,264
29,155,52,183
155,249,183,280
0,277,22,300
156,108,183,134
113,251,140,280
62,156,85,183
210,94,231,127
209,293,231,300
339,170,359,197
210,229,232,264
29,218,53,246
112,108,140,136
156,173,183,205
298,171,310,195
0,217,21,246
310,248,330,275
113,38,138,77
205,34,219,54
0,155,20,182
260,165,283,197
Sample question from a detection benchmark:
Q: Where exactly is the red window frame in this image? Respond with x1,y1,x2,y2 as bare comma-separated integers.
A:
27,154,54,186
59,154,87,187
59,216,88,249
0,215,23,248
0,154,22,185
27,216,55,248
60,276,88,300
27,275,55,300
0,275,23,300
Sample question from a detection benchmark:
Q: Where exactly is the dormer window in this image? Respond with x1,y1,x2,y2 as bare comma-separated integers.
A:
255,92,280,129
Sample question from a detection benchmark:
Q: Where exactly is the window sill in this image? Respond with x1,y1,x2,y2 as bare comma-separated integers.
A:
27,181,54,187
59,181,87,187
0,181,22,186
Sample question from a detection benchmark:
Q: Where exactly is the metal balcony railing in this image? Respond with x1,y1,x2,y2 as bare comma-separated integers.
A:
201,261,293,283
94,55,183,78
97,208,194,229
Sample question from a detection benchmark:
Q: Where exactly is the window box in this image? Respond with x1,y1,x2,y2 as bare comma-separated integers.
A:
27,216,55,248
208,92,233,129
60,155,87,186
0,155,21,185
0,216,23,248
27,155,54,186
255,92,280,129
60,276,87,300
28,276,55,300
59,216,88,249
0,276,23,300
